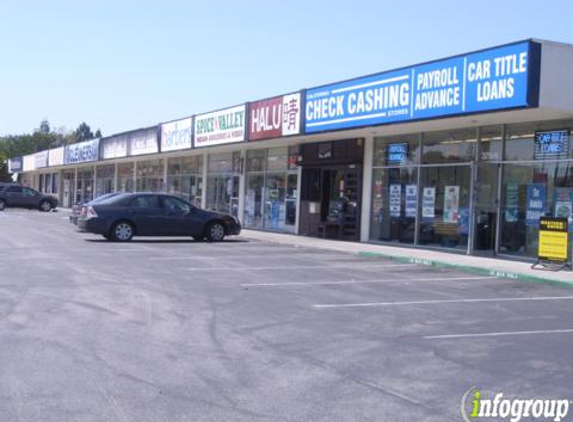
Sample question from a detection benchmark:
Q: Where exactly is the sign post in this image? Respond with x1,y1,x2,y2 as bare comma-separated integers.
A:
532,217,571,271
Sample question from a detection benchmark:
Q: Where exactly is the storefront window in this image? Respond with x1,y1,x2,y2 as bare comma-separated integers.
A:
167,156,203,206
245,148,298,233
373,134,420,166
136,159,164,192
206,152,240,217
504,123,536,161
500,161,573,257
118,163,134,192
422,128,477,164
267,147,288,172
96,164,115,197
76,169,94,204
370,167,417,243
479,125,503,161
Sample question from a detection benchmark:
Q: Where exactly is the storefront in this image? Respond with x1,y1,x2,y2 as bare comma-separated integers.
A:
367,123,572,256
244,147,298,233
9,39,573,262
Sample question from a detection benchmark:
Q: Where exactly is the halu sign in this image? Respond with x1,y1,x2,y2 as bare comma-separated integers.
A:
248,93,302,141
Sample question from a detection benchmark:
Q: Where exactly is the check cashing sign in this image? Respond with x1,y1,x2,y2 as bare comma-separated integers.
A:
305,41,540,133
538,217,569,263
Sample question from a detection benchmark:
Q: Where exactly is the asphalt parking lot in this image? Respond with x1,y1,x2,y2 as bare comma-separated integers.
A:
1,209,573,422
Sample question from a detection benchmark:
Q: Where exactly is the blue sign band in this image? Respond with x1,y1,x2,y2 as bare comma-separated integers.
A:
305,41,537,133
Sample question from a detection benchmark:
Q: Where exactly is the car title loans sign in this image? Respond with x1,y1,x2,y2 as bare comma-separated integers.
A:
305,41,538,133
248,93,302,141
194,105,246,147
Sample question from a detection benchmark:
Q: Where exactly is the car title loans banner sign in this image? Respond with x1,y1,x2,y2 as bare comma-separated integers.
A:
305,41,537,133
194,105,246,147
161,117,192,152
248,93,302,141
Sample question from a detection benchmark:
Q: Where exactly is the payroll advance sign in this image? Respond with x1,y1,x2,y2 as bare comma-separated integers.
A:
305,41,537,133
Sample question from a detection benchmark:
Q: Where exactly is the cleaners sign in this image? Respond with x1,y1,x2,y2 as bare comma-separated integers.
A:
305,41,537,133
248,93,302,141
64,139,100,164
194,104,246,147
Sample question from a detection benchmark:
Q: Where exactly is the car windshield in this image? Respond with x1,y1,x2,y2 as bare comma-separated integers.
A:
89,192,122,204
93,193,131,205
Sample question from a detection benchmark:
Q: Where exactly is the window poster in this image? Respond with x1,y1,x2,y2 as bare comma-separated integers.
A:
554,187,573,232
405,185,417,218
443,185,460,224
422,187,436,219
389,184,401,217
525,183,547,227
505,183,520,223
458,207,470,235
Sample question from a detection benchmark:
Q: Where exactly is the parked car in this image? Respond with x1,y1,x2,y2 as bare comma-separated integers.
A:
0,185,58,212
69,192,124,224
77,192,241,242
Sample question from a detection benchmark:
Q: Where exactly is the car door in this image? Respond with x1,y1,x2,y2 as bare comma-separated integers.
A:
159,196,203,236
127,195,167,236
3,186,26,206
21,187,41,207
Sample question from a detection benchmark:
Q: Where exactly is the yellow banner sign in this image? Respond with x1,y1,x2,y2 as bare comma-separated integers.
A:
538,217,569,262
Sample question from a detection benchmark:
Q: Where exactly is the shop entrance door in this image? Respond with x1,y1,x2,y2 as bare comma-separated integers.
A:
300,164,362,241
473,163,500,255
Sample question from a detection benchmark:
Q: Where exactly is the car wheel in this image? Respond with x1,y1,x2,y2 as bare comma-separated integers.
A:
111,221,134,242
0,199,5,211
39,200,52,212
205,221,225,242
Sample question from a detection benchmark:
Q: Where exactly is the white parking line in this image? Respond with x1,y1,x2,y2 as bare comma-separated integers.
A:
424,328,573,340
241,276,496,287
185,263,417,271
313,295,573,309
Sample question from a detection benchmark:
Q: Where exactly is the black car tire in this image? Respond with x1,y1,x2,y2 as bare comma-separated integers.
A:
110,221,135,242
0,199,5,211
39,200,52,212
205,221,225,242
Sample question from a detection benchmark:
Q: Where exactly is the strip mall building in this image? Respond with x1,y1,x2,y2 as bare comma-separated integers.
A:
8,39,573,260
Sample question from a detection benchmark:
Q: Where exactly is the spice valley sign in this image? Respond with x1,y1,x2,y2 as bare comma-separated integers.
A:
194,105,246,147
305,41,539,133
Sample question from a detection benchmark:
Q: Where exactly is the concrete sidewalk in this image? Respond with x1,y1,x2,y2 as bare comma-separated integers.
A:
240,229,573,288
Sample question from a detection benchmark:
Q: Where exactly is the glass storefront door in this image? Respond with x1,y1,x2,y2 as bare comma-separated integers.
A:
370,167,417,243
473,163,500,254
418,165,471,250
206,174,239,217
61,171,74,208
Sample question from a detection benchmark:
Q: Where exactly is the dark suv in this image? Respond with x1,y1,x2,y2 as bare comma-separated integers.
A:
0,184,59,212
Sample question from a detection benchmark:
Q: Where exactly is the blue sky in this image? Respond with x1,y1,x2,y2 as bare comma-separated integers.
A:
1,0,572,137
